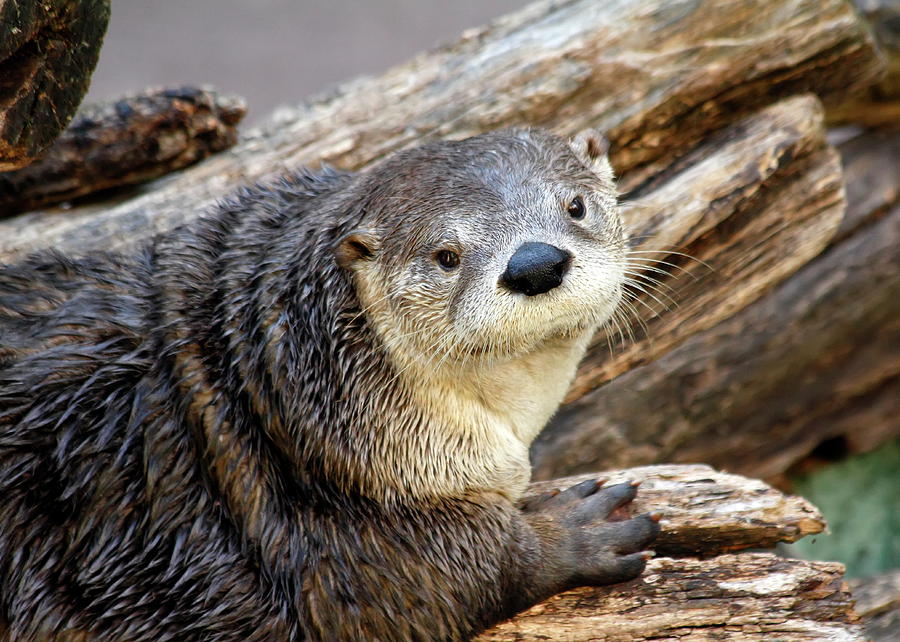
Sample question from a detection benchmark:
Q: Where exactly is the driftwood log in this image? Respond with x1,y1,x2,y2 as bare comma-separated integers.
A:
0,87,246,216
482,555,857,640
830,0,900,126
0,0,895,637
0,0,110,170
0,0,891,485
479,466,860,640
0,0,882,259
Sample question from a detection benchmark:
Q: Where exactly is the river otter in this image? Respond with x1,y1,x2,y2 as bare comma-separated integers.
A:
0,128,658,640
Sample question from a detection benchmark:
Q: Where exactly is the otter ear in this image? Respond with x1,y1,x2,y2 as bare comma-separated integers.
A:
335,230,380,269
569,128,615,183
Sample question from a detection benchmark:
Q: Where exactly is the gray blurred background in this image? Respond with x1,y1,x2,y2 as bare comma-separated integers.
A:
86,0,529,124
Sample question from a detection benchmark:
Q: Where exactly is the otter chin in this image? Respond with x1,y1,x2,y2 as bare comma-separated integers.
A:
0,127,657,641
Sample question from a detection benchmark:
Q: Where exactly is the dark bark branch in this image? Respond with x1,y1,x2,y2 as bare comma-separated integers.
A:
0,87,246,216
0,0,110,170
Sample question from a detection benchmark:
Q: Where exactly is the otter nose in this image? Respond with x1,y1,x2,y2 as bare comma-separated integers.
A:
500,242,572,296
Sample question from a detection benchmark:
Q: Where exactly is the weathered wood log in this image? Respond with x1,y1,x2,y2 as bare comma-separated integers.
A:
531,125,900,482
0,0,110,170
0,0,882,261
829,0,900,127
478,466,853,640
480,554,861,640
0,87,247,216
524,465,825,557
568,94,843,394
850,569,900,642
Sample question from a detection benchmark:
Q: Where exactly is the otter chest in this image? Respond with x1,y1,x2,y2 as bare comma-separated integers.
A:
417,333,591,500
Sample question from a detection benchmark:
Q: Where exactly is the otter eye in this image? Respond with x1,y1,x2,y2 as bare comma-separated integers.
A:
567,196,586,220
436,250,460,271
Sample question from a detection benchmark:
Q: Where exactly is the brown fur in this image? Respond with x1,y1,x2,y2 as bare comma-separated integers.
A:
0,128,657,640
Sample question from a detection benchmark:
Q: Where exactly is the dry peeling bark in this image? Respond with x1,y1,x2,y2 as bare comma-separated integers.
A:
524,465,825,557
476,466,856,640
0,87,246,216
0,0,110,170
480,554,860,641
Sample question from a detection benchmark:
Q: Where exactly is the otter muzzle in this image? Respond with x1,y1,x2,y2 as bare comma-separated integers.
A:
500,242,572,296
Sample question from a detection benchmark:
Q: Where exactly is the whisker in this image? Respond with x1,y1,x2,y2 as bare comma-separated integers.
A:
603,309,627,350
623,289,664,320
617,298,649,339
623,278,674,312
621,270,680,297
627,250,713,271
623,261,685,281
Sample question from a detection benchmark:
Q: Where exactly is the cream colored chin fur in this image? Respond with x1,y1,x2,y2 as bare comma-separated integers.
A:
418,330,595,500
380,315,596,503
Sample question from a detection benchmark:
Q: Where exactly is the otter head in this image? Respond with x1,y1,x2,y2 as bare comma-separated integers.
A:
335,128,625,378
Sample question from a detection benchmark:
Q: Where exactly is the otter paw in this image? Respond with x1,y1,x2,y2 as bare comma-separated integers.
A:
527,479,661,587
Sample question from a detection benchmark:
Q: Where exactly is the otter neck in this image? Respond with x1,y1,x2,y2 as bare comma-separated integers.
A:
384,330,594,502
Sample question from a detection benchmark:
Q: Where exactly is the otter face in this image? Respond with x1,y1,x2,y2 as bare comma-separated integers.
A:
336,128,626,370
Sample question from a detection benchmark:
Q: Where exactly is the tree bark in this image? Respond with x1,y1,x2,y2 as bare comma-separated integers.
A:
829,0,900,127
0,87,246,216
0,0,882,260
480,554,860,641
0,0,110,170
480,466,859,641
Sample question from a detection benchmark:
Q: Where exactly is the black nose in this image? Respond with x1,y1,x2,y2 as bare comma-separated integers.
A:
500,242,572,296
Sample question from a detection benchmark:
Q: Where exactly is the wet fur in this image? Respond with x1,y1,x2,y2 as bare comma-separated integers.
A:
0,130,634,640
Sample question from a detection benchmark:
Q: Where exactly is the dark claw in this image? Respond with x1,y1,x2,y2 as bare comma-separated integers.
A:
518,490,560,512
526,478,608,512
586,551,649,585
558,478,605,501
571,482,638,523
614,552,651,582
600,513,661,554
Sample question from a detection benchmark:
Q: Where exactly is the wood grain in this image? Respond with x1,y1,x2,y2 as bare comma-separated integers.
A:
0,0,881,260
480,554,861,641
